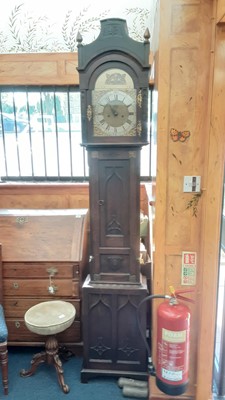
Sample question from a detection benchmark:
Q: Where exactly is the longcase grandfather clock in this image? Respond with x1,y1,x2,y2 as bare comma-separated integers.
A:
76,18,151,382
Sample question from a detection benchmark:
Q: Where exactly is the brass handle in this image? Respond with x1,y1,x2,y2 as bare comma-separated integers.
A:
47,267,58,276
48,285,58,294
16,216,28,225
47,267,58,295
15,321,20,328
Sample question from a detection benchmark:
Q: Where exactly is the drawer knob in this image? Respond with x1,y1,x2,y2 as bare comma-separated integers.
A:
74,265,79,275
15,321,20,328
13,282,19,289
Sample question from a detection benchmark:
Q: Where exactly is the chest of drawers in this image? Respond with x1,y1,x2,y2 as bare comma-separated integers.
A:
0,209,89,347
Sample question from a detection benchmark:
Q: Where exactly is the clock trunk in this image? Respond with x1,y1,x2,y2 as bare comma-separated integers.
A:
88,147,141,283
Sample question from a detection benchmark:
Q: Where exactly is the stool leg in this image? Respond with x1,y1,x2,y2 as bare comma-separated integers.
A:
0,342,8,395
45,336,70,394
20,351,46,377
21,336,70,394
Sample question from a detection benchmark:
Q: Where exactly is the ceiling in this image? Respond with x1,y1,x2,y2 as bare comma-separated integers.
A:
0,0,157,53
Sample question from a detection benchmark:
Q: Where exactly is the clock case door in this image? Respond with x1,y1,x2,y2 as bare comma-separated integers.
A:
88,147,141,283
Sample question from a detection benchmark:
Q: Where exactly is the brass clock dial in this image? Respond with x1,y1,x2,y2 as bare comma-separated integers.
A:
92,68,137,137
93,89,136,136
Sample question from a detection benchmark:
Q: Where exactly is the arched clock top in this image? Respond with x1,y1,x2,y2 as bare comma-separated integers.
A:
81,56,148,91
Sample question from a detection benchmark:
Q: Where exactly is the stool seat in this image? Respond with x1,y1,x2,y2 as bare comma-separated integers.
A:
24,300,76,336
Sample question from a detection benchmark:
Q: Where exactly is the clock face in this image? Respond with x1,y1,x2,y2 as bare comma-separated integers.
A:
93,89,136,136
92,68,137,137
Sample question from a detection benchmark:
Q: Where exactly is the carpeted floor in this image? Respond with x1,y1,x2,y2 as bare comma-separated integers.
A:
5,346,143,400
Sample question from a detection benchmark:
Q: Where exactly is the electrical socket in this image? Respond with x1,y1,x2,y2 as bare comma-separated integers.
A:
183,176,201,193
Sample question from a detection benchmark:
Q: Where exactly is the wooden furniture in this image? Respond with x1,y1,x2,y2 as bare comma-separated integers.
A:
77,18,150,381
0,209,89,347
20,300,76,393
0,244,8,395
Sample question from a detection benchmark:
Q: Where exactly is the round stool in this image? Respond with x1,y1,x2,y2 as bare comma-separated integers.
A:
20,300,76,394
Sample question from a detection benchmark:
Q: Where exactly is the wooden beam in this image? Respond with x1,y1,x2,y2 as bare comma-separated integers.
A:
0,52,153,86
0,52,79,85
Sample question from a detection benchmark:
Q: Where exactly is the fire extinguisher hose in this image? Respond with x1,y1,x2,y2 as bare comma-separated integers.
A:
137,294,171,376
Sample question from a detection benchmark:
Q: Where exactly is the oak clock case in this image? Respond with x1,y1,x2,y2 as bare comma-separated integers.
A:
77,18,150,382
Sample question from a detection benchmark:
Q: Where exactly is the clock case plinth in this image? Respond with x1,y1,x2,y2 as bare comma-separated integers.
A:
80,275,148,383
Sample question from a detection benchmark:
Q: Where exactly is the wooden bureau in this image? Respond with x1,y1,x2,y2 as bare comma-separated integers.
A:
0,209,89,347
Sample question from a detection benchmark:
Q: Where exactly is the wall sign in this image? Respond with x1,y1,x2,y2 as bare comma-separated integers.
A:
181,251,197,285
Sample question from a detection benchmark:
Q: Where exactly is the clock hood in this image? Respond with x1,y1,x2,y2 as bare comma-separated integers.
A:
76,18,150,72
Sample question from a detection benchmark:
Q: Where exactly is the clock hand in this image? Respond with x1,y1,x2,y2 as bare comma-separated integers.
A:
110,105,118,117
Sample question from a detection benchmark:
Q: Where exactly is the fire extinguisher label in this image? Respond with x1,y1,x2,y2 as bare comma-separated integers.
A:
159,328,188,382
162,328,186,343
162,368,183,381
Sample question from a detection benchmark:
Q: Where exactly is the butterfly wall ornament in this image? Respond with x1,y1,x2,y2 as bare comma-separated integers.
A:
170,128,191,142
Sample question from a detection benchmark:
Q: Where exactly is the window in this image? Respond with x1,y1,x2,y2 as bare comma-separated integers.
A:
0,86,153,182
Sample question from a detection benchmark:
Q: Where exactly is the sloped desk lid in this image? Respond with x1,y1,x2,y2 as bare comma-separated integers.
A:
0,209,88,262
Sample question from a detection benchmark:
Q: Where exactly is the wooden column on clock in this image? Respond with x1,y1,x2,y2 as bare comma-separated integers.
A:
76,18,151,382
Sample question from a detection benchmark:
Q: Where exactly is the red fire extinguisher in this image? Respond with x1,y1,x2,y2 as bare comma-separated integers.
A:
156,288,194,396
137,288,194,397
